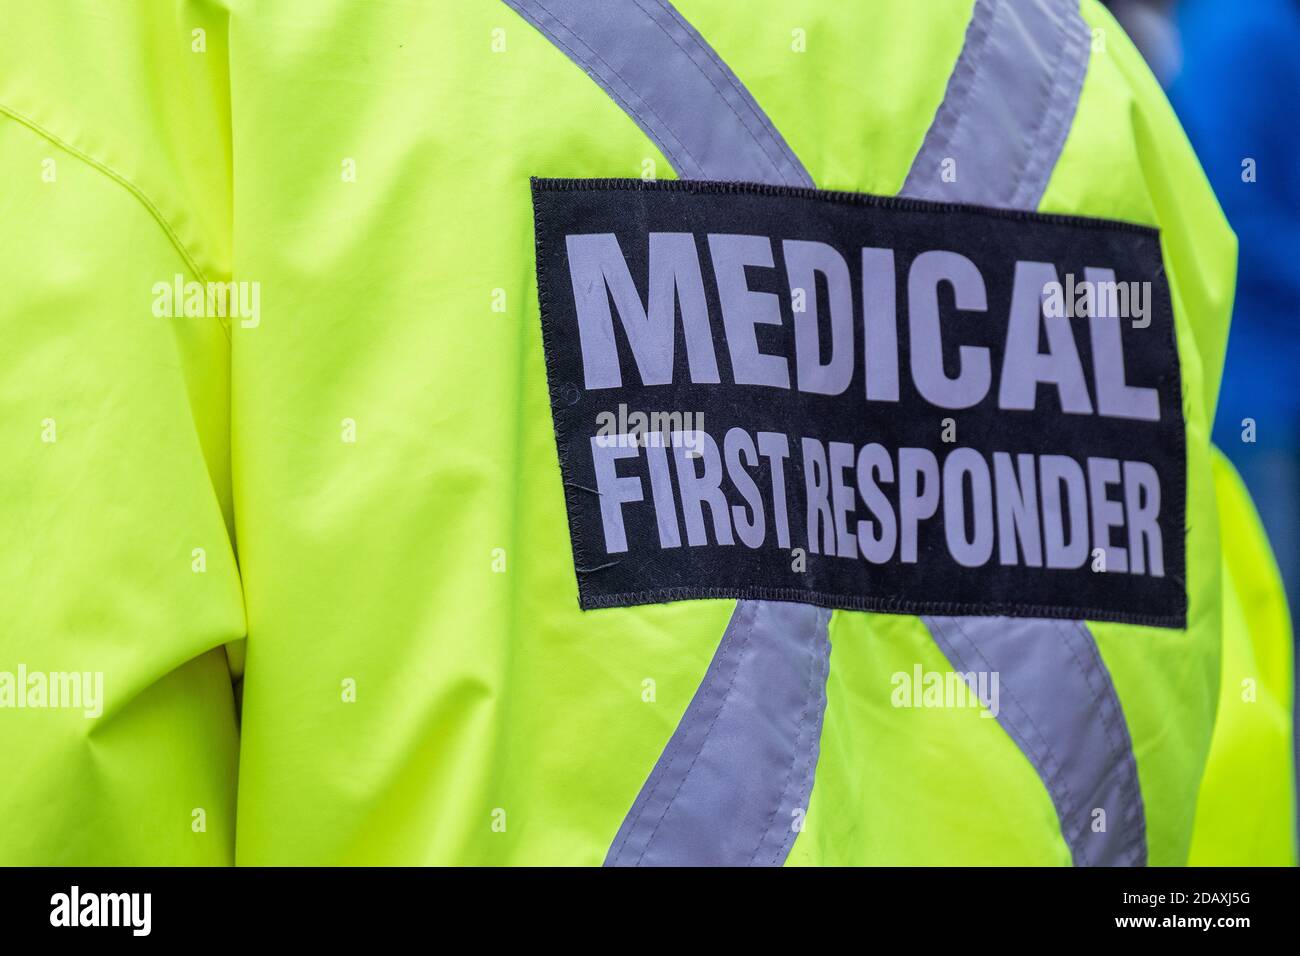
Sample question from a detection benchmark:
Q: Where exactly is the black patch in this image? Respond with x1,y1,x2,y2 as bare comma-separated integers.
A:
531,178,1186,628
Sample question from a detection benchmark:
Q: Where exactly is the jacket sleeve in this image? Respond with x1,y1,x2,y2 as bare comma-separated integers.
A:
1189,450,1296,864
0,2,242,864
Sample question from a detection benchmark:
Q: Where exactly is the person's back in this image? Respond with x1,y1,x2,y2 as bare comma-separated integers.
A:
0,0,1291,865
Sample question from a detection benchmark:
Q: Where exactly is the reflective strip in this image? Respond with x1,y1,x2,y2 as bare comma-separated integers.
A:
505,0,826,866
923,617,1147,866
908,1,1146,867
901,0,1091,209
514,0,1142,866
502,0,812,187
606,601,832,866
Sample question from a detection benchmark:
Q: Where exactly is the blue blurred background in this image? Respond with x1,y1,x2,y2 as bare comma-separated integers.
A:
1104,0,1300,829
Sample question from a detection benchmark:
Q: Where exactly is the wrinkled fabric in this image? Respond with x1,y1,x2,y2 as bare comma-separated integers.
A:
0,0,1290,865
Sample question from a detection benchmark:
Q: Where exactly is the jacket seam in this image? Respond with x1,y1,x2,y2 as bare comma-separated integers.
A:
0,100,231,341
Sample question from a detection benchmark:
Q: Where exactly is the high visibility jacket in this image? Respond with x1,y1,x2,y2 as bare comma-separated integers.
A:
0,0,1292,866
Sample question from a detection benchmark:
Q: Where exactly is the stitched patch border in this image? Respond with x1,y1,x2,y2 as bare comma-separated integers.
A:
531,177,1187,628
